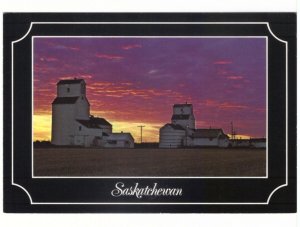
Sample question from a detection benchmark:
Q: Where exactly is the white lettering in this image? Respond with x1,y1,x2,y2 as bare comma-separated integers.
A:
111,182,124,197
111,182,183,198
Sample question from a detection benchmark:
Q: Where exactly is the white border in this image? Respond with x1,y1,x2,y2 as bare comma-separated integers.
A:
10,22,288,205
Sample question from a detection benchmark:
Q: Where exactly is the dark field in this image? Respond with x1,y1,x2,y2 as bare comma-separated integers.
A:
34,148,266,177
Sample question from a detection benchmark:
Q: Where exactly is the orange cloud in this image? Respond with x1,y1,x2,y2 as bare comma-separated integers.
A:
214,60,232,65
202,99,248,110
219,102,248,110
88,81,183,100
91,82,114,86
226,76,244,80
105,94,124,98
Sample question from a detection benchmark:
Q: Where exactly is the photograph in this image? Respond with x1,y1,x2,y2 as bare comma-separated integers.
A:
33,37,267,177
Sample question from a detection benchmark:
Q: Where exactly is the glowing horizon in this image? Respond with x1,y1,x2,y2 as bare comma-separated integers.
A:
33,37,266,142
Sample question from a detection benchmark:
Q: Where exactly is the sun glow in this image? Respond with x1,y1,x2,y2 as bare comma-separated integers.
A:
33,114,52,141
33,113,162,142
112,121,161,143
33,113,257,142
227,134,251,140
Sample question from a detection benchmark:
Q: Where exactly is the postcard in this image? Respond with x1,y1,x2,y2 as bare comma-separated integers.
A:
3,13,296,213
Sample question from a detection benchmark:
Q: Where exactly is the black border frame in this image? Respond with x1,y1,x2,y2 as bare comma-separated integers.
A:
3,13,296,213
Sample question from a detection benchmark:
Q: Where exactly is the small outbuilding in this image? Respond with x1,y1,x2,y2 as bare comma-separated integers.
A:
103,133,135,148
190,129,230,147
250,138,266,148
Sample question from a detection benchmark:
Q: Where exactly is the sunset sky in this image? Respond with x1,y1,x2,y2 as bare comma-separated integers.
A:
33,37,266,142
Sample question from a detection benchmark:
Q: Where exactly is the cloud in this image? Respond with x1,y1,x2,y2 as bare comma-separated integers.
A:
69,46,80,51
79,74,93,79
50,43,80,51
148,69,158,74
121,82,133,86
214,60,232,65
34,65,48,74
216,69,230,76
226,76,244,80
58,76,75,80
122,44,142,50
57,74,93,80
202,99,248,110
40,57,58,62
219,102,248,110
105,94,124,98
92,82,114,86
95,53,124,60
147,73,172,79
35,88,51,92
89,80,184,101
232,84,243,89
55,45,80,51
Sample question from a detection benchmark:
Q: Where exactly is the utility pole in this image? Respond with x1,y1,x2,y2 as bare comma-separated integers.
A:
137,125,145,143
231,122,236,140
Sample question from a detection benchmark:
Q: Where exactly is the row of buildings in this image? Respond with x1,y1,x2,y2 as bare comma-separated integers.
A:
51,78,265,148
159,103,266,148
159,103,231,148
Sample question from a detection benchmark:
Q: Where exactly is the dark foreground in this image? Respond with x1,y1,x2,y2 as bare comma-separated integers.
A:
34,148,266,177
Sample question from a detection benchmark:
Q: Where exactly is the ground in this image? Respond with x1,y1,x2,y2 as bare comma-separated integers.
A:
34,148,266,177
